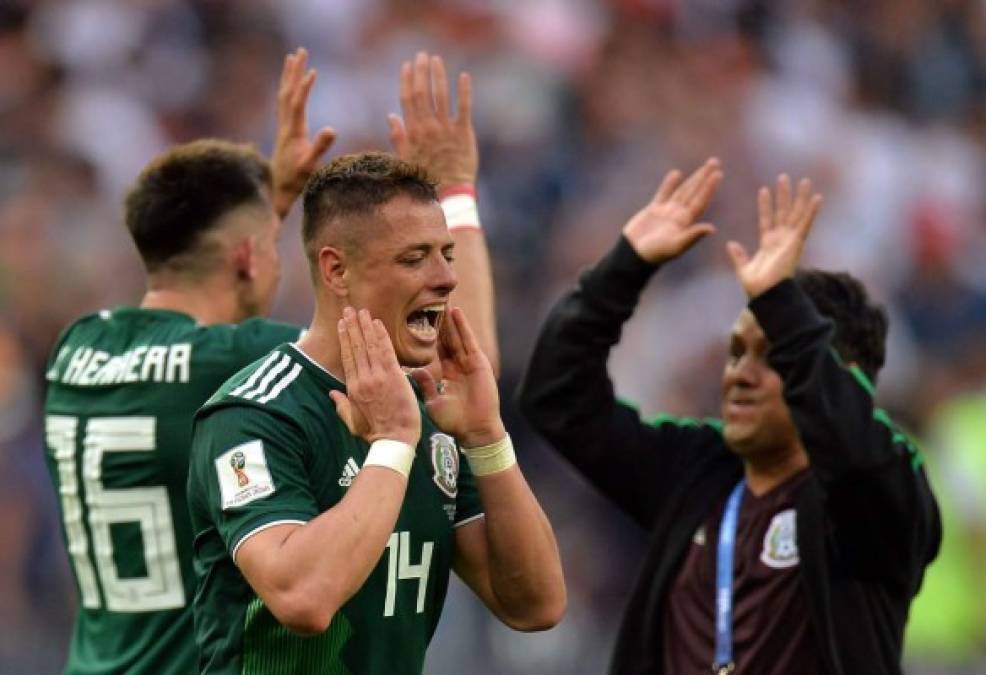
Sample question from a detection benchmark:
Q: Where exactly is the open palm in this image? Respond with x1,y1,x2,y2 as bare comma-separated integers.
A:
622,158,722,264
270,48,336,219
727,175,823,298
388,52,477,191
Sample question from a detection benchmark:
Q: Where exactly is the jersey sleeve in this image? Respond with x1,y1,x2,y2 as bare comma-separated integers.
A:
453,451,484,528
233,318,305,364
517,236,726,527
190,404,318,560
750,279,941,584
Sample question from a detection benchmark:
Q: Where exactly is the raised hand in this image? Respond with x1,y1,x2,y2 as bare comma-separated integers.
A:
410,308,504,448
388,51,477,191
622,158,722,264
727,175,823,298
329,307,421,447
271,47,337,219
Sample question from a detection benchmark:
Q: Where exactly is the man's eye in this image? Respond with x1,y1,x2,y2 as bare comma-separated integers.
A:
400,256,424,266
443,252,455,263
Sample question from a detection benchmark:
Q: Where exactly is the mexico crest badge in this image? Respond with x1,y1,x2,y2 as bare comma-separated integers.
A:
760,508,800,569
430,432,459,498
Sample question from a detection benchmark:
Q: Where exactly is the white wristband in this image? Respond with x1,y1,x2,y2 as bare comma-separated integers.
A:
462,434,516,476
441,193,482,232
363,439,415,479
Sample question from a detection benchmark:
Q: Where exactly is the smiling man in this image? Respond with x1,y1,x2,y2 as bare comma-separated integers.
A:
186,152,564,674
518,161,940,674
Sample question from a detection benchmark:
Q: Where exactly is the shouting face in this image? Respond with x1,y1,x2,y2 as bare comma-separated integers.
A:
340,194,456,368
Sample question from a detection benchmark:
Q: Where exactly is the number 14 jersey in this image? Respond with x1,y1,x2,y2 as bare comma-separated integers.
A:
187,343,483,675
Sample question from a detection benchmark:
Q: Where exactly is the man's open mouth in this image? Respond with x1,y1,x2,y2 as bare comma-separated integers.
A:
406,304,445,341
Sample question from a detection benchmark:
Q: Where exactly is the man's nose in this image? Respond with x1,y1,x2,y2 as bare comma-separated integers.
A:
431,256,457,295
732,355,761,385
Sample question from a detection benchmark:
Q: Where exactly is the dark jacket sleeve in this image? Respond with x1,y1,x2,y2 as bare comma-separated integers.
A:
750,279,941,587
517,236,724,527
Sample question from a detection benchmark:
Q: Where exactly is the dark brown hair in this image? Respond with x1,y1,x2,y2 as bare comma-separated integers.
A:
795,269,889,383
124,139,271,272
301,152,437,264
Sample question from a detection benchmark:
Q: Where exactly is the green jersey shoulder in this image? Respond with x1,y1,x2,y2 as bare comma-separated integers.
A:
188,343,483,675
43,307,301,675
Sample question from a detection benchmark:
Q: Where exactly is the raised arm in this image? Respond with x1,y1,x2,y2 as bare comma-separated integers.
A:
517,160,725,524
235,308,420,634
270,48,337,220
731,176,940,582
411,308,564,630
389,52,499,375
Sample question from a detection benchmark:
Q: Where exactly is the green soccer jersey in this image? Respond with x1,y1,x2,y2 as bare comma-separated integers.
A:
187,343,484,675
42,307,302,675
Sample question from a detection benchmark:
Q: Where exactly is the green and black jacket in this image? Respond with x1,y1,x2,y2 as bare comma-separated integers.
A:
517,236,941,675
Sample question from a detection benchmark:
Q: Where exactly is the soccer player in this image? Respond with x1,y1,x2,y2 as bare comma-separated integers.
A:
41,47,498,674
518,161,941,674
388,52,499,376
186,151,565,674
41,47,331,675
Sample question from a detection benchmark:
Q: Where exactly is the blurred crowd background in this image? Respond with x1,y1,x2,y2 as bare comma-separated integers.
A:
1,0,984,673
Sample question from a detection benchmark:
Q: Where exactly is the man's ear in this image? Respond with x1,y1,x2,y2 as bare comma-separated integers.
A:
318,245,348,297
231,236,256,282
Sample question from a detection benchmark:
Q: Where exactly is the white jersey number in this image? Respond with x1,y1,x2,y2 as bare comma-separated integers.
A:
45,415,184,612
383,531,434,617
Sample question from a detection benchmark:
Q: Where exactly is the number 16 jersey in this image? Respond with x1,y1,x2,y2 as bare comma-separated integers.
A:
187,343,483,675
43,307,302,675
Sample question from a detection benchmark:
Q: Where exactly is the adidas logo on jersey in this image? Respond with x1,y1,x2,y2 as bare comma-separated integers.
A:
338,457,360,487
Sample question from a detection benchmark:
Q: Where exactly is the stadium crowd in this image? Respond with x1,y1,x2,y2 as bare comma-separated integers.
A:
0,0,983,673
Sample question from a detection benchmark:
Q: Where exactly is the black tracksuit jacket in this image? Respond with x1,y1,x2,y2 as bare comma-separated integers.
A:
517,237,941,675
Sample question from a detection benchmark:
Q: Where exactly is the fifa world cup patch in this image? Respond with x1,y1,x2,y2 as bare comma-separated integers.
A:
216,440,275,510
430,432,459,498
760,508,800,569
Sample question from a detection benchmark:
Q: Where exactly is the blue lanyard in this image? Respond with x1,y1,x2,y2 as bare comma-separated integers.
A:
714,480,746,674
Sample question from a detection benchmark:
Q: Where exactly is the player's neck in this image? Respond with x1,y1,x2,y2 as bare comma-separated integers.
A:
141,280,240,326
296,307,346,381
743,445,809,497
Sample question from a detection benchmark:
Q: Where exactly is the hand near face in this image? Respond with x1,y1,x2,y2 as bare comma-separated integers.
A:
388,51,477,191
410,308,504,448
727,175,823,299
622,158,722,264
271,48,337,219
329,307,421,447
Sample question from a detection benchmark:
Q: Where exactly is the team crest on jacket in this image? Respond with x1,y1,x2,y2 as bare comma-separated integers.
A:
761,508,799,569
430,433,459,498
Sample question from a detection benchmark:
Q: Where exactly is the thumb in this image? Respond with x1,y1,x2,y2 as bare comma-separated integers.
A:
387,114,408,155
329,390,356,435
304,127,336,165
726,241,749,273
680,223,716,249
410,368,440,404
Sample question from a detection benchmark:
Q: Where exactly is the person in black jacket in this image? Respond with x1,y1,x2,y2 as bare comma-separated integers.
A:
517,158,941,675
